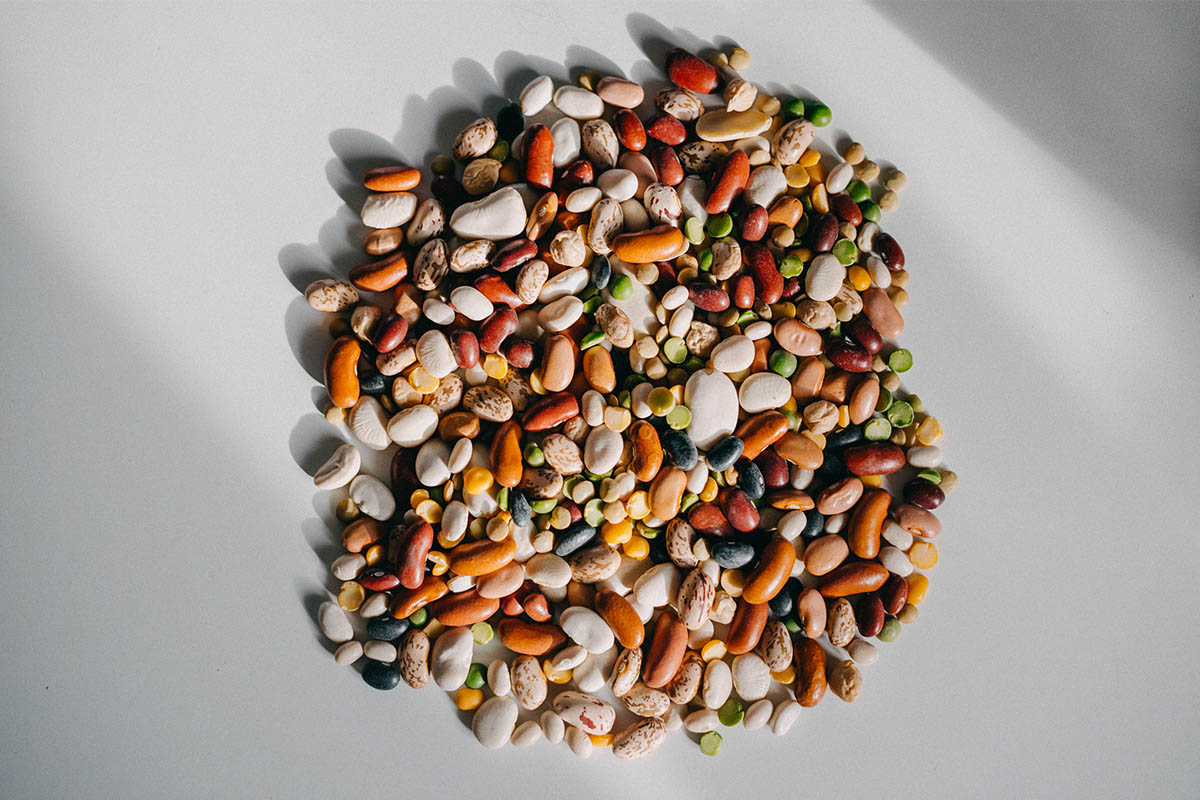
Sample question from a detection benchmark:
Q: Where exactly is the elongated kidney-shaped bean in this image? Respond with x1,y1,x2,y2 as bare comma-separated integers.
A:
324,336,361,409
848,488,891,559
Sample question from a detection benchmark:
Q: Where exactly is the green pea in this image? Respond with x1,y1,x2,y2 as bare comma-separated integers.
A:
683,356,706,371
860,200,881,223
465,661,487,687
784,97,805,118
783,617,802,634
583,469,610,481
706,213,733,238
831,238,858,266
769,350,798,378
666,405,692,430
684,216,705,245
580,330,606,350
779,254,805,277
875,387,894,413
718,699,744,726
581,296,602,314
636,522,659,539
680,492,699,513
780,408,800,432
877,616,902,641
529,498,558,514
583,498,606,526
579,286,599,301
917,468,942,485
699,731,723,756
698,248,714,272
524,443,545,467
610,275,633,300
888,348,913,372
907,393,924,413
470,622,493,646
617,389,631,408
496,486,509,510
562,476,581,496
735,310,757,326
828,321,842,338
661,337,688,364
863,417,892,441
807,103,832,126
408,608,428,627
847,179,871,203
648,387,676,416
886,400,914,428
801,194,813,213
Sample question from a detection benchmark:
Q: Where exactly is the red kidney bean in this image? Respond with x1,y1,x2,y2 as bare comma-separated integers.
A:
391,447,419,491
449,330,480,369
653,261,678,297
687,502,735,537
666,47,719,94
732,275,755,309
904,479,945,510
397,521,434,590
754,447,790,489
560,500,582,525
479,307,518,353
473,274,523,309
843,442,907,476
830,194,863,225
874,232,905,270
826,340,873,372
372,313,408,354
501,338,534,368
781,276,802,300
740,204,768,241
650,144,684,186
556,159,593,197
744,242,783,304
645,113,687,145
857,595,885,637
613,109,646,151
843,315,883,355
720,489,760,533
491,238,538,272
688,282,730,312
359,567,401,592
806,213,839,253
500,593,524,616
705,150,750,214
522,592,551,622
880,574,909,615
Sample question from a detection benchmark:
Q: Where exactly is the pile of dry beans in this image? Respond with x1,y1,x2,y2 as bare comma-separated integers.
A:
304,43,954,758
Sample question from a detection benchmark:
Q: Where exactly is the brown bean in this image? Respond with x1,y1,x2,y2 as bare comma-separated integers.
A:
796,588,827,639
742,538,795,604
439,411,480,440
818,562,890,597
428,589,500,626
774,431,825,470
818,370,854,404
540,334,575,393
874,232,905,269
650,144,684,186
645,113,686,145
740,204,768,241
816,477,865,516
848,374,880,425
857,595,885,637
396,521,434,589
448,538,516,577
735,412,788,461
648,466,688,521
806,213,839,253
372,313,408,354
479,307,518,354
491,238,538,273
687,282,730,312
844,442,906,476
726,598,769,654
364,227,404,256
341,517,382,554
802,534,849,576
844,315,883,355
582,346,616,393
896,503,942,537
521,392,579,431
791,356,826,401
862,287,904,338
594,589,645,648
793,637,827,707
826,340,873,372
497,619,567,655
349,251,409,292
363,165,421,192
744,242,783,304
643,611,688,688
848,487,891,559
490,420,524,488
613,108,646,151
687,502,734,537
449,329,480,369
768,195,804,227
880,574,909,615
774,318,822,356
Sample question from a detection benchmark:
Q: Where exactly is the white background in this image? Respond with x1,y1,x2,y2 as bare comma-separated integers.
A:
2,3,1198,798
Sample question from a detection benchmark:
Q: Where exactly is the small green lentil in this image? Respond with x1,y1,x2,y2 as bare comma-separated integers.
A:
666,405,692,430
875,387,894,413
863,417,893,441
847,179,871,203
662,337,688,364
886,400,914,428
779,254,805,277
471,622,494,645
717,699,744,726
831,238,858,266
706,213,734,238
916,468,942,485
769,350,798,377
465,661,487,687
610,275,633,300
699,731,723,756
617,389,632,408
684,216,705,245
806,103,832,126
636,522,660,539
877,616,902,642
697,248,713,272
907,394,925,414
860,200,881,223
888,348,913,373
524,443,545,467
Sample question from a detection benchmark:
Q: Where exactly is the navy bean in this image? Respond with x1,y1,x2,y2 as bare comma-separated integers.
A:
706,436,744,471
662,429,698,470
362,662,401,690
711,540,756,569
554,521,597,557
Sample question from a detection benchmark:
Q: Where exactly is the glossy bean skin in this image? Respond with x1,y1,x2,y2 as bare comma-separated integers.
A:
324,336,361,409
847,488,891,559
741,538,795,604
793,637,827,707
726,598,769,654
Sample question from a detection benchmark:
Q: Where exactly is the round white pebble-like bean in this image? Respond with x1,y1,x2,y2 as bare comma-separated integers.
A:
540,710,565,744
511,720,542,747
770,699,801,735
684,708,720,733
847,638,879,666
879,545,914,576
364,640,397,663
777,510,808,541
331,553,365,581
565,186,602,213
744,698,774,730
359,593,390,618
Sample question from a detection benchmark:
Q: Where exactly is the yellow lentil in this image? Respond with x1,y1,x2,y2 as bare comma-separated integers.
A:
721,569,746,597
917,417,943,445
455,687,484,710
463,467,493,495
602,519,633,545
427,550,449,576
482,353,507,380
797,150,821,168
337,581,365,611
908,541,938,569
848,266,871,291
623,534,649,560
906,573,929,605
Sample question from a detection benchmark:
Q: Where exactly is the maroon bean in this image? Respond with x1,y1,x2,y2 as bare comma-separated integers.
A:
843,315,883,355
653,261,678,297
903,479,945,510
806,213,839,253
874,232,905,270
880,574,908,616
688,282,730,312
449,329,480,369
740,204,768,242
830,194,863,225
754,447,790,489
555,159,594,197
359,567,401,592
372,313,409,354
479,307,518,354
720,489,760,533
501,337,535,368
825,340,873,372
645,113,687,145
490,238,538,272
649,144,684,186
688,502,735,537
781,276,802,300
743,242,783,305
843,442,907,476
857,595,885,637
732,275,755,309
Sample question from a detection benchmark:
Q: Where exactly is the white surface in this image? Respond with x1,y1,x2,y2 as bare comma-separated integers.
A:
1,3,1198,798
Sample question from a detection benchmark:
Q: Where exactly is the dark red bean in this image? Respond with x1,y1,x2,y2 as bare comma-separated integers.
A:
372,313,409,354
874,232,905,270
857,595,885,637
844,315,883,355
490,238,538,272
904,479,945,510
688,282,730,312
825,340,873,372
807,213,839,253
744,242,783,304
754,447,790,489
781,276,802,300
830,194,863,225
645,113,687,145
359,568,401,592
732,275,755,309
501,338,534,368
431,174,468,209
687,502,735,537
555,159,593,197
719,489,759,533
479,307,518,353
650,144,684,186
740,204,768,241
613,109,646,151
843,442,907,476
449,330,480,369
880,574,909,615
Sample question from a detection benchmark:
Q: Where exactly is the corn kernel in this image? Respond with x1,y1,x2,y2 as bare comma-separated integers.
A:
543,662,572,684
410,488,430,507
364,544,384,566
700,639,727,661
848,266,871,291
529,369,546,394
463,467,494,495
589,733,614,747
860,474,882,488
416,499,443,524
917,417,943,445
906,573,930,605
700,478,719,502
454,687,484,710
797,150,821,168
771,666,796,684
623,534,649,560
721,569,746,597
427,550,449,576
337,581,365,611
482,353,508,380
908,541,938,569
602,519,633,545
